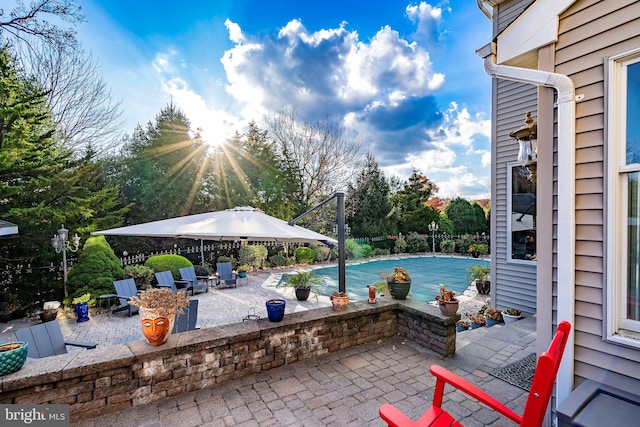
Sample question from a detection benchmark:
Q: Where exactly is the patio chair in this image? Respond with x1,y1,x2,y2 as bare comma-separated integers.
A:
174,299,199,333
179,266,210,294
215,262,237,288
379,321,571,427
155,270,193,294
15,320,97,358
112,278,140,317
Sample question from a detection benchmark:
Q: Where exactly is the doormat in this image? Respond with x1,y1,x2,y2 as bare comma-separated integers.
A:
490,353,537,391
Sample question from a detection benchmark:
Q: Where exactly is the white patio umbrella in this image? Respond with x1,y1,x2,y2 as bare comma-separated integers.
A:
92,206,337,246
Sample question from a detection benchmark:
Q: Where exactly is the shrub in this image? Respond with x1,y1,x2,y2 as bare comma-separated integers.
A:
66,235,126,302
239,245,268,269
144,254,192,279
345,239,373,259
268,254,287,267
310,243,330,262
393,236,407,254
440,239,455,253
124,264,155,289
375,248,391,256
294,247,315,264
405,232,428,253
194,265,210,276
455,234,476,254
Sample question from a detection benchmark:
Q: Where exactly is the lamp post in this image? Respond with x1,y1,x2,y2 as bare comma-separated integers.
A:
428,221,439,255
51,224,81,298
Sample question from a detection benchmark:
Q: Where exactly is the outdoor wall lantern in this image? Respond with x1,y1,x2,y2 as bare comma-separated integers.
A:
51,224,81,298
509,112,538,183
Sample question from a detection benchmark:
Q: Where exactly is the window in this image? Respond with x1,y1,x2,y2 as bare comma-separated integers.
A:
507,164,536,263
607,50,640,343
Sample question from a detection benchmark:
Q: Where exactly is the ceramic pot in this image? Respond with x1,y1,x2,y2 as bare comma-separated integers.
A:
266,299,286,322
330,293,349,311
456,324,468,332
295,287,311,301
238,272,247,278
387,280,411,300
439,300,459,316
486,317,500,327
0,341,28,376
75,302,90,323
475,280,490,295
139,306,176,346
502,313,521,324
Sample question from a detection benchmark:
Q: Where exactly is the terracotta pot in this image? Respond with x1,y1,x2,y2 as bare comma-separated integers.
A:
330,292,349,311
139,306,176,346
40,309,58,322
439,300,459,316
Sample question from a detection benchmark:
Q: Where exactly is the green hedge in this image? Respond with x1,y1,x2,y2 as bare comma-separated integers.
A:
144,254,193,279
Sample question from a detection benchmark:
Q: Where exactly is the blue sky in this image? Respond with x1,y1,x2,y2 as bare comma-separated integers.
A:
76,0,493,200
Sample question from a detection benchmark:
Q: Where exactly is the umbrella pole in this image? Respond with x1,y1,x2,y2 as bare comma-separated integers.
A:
288,192,346,293
200,239,205,267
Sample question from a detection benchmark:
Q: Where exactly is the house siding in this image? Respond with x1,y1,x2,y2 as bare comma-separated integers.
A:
493,0,538,315
557,0,640,394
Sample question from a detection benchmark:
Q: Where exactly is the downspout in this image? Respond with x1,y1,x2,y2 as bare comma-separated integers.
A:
476,42,577,405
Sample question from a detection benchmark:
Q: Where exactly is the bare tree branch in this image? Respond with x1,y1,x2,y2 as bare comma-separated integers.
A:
0,0,85,51
17,42,125,154
265,107,361,208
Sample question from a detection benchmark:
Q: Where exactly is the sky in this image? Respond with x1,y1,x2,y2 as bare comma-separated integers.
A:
75,0,493,201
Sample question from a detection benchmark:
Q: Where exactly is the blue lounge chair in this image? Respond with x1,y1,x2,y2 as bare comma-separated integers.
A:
174,299,199,333
15,320,97,358
179,266,210,294
155,270,194,294
216,262,237,288
112,278,140,317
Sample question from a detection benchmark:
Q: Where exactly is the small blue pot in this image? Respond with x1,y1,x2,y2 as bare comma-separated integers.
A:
75,302,90,323
266,299,286,322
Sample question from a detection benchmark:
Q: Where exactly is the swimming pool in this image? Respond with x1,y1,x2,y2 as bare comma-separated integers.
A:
281,256,490,303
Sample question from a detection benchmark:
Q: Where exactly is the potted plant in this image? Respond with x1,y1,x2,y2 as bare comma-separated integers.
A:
469,313,486,329
237,265,250,278
265,299,286,321
129,288,189,346
282,271,321,301
502,308,522,324
379,267,411,300
456,319,470,332
330,291,349,311
484,307,502,327
435,284,459,315
468,243,488,258
72,293,91,323
466,264,490,295
0,326,28,376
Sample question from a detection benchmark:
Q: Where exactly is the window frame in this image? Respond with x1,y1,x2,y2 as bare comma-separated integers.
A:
506,162,537,265
606,48,640,347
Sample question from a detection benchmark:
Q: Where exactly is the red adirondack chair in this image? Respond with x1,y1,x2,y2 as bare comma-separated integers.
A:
379,321,571,427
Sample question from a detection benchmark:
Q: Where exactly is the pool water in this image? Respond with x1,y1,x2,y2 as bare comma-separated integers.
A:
281,256,490,303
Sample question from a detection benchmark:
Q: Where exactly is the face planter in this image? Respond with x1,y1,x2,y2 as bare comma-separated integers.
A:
139,307,175,346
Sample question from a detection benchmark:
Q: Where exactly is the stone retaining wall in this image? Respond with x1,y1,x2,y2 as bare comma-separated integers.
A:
0,300,457,422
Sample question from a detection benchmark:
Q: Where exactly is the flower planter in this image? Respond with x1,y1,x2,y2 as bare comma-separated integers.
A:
266,299,286,321
330,292,349,311
238,271,247,278
75,302,90,323
456,324,468,332
387,280,411,300
439,300,459,316
486,317,501,327
139,306,176,346
470,320,485,329
40,309,58,322
295,287,311,301
0,341,28,376
502,313,521,324
475,280,490,295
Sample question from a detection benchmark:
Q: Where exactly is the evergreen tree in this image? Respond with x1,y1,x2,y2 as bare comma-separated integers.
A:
0,47,124,265
444,197,487,235
117,102,210,224
346,153,395,237
392,169,439,234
